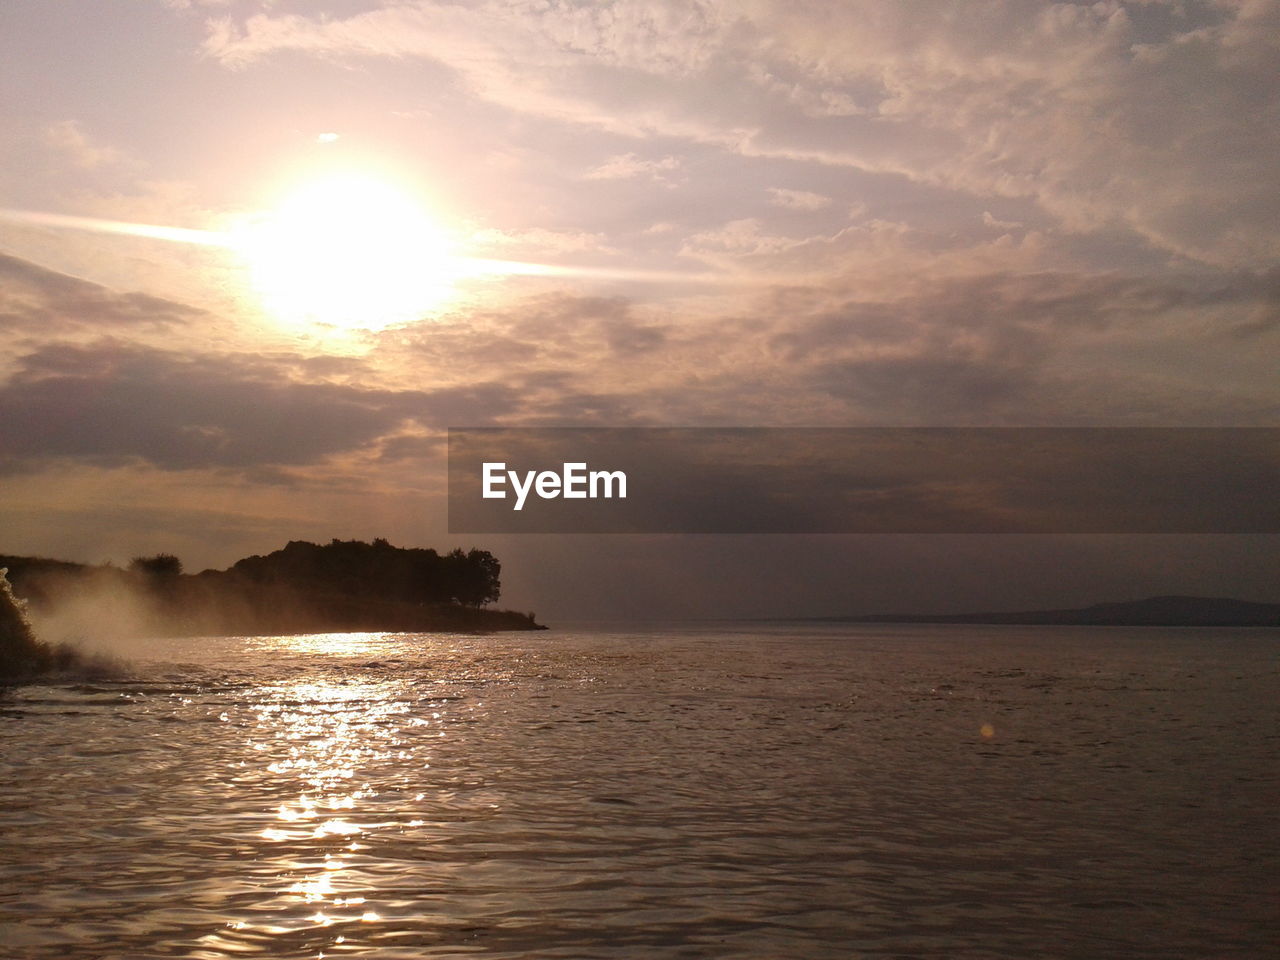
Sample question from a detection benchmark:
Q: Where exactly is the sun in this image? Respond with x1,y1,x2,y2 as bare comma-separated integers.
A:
233,173,457,332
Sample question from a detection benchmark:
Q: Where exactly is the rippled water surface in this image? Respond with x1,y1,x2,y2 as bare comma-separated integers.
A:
1,623,1277,958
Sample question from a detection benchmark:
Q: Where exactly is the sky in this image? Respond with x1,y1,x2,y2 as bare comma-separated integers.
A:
0,0,1276,618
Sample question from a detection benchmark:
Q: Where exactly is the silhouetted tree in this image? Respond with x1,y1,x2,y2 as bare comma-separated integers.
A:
227,539,500,607
129,554,184,577
441,548,500,606
461,548,501,607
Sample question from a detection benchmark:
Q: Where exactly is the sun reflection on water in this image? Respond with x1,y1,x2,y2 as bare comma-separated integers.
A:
225,664,431,953
264,631,395,657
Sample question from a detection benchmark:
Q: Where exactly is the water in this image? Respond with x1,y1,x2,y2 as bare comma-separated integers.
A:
1,623,1276,959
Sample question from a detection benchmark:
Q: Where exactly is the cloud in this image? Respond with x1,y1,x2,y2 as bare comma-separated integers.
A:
676,217,903,273
735,0,1280,268
41,121,125,170
198,1,1280,269
679,218,808,264
0,340,522,472
761,266,1280,423
379,262,1280,429
162,0,231,9
387,293,671,381
982,211,1023,231
0,253,205,333
583,153,681,181
768,187,832,211
468,226,619,259
3,240,1273,497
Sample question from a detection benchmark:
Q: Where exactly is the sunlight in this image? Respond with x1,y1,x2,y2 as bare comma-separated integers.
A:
266,632,390,657
232,173,458,331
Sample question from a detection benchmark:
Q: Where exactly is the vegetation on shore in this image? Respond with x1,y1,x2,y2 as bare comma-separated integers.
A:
1,538,545,646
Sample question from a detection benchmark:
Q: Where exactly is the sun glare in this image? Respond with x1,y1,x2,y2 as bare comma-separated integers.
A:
234,174,457,332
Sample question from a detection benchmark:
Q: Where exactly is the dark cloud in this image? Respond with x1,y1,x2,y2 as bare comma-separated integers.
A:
757,268,1280,424
392,293,669,374
3,253,1272,491
771,270,1274,362
525,389,640,424
504,294,670,359
376,434,443,463
0,340,522,471
1221,267,1280,339
815,355,1036,420
359,269,1280,433
0,252,205,332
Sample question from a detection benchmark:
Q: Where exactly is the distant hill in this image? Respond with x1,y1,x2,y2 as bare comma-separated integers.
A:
838,595,1280,627
0,539,545,641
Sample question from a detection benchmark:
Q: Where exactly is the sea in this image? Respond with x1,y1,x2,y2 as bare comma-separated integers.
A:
0,622,1276,959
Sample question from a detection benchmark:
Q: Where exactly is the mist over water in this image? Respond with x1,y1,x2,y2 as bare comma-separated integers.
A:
23,578,164,661
1,623,1276,958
